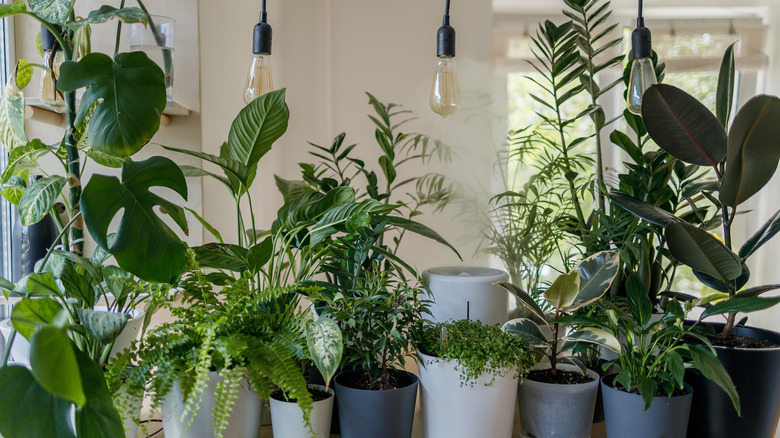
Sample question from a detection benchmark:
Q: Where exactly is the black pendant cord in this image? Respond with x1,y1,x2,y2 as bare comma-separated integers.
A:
254,0,272,55
437,0,456,57
260,0,268,22
637,0,644,27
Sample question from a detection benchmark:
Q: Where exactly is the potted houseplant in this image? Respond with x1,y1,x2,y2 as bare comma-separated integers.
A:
499,250,619,438
580,282,739,438
416,319,535,438
612,43,780,437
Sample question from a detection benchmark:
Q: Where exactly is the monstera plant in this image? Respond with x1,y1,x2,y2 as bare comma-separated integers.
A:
0,1,192,437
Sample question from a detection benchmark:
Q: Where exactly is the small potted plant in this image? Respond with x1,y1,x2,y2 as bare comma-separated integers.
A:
416,319,535,438
499,250,620,438
580,283,739,438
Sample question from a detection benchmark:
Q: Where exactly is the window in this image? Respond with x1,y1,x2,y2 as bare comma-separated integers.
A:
0,5,15,297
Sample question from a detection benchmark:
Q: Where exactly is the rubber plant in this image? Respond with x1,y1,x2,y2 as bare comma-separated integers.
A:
611,43,780,339
0,1,188,437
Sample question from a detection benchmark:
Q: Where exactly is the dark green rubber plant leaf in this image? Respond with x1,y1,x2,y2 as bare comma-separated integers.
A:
30,325,85,407
740,209,780,259
665,222,742,284
81,156,188,283
0,365,75,438
223,88,289,189
10,297,63,340
68,5,147,28
642,84,727,167
716,43,736,128
701,296,780,319
610,191,682,227
28,0,73,25
719,95,780,207
58,52,166,157
496,281,547,324
73,347,125,437
17,175,65,226
566,251,619,312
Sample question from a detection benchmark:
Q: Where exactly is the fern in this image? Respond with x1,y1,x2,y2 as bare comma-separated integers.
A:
213,365,243,438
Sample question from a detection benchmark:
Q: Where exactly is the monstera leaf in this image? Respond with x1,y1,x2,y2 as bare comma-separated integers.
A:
58,52,166,157
81,157,188,283
28,0,73,25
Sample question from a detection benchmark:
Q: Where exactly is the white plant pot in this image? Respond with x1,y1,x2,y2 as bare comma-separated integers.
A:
269,384,334,438
162,371,263,438
115,384,144,438
418,352,519,438
422,266,509,326
0,319,29,366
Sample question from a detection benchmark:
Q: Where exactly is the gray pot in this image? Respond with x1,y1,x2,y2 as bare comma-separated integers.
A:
601,374,693,438
517,364,599,438
334,369,418,438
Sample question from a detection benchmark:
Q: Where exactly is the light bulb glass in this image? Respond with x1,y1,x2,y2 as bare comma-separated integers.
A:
40,50,65,112
243,53,274,105
429,57,461,117
627,57,657,115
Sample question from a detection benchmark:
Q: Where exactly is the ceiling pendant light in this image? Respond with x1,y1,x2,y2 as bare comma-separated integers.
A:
244,0,274,105
627,0,657,115
430,0,461,117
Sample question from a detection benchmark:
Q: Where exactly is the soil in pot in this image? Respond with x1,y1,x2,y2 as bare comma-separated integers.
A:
271,386,333,403
527,368,595,384
270,384,335,438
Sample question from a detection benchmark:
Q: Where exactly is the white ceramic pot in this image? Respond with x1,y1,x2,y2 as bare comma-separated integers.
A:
115,384,144,438
161,371,263,438
269,384,334,438
0,319,29,366
418,351,519,438
422,266,509,326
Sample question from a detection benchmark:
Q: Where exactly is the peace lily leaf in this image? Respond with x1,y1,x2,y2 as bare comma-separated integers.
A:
740,209,780,259
0,1,27,19
626,276,654,327
701,296,780,319
688,344,740,414
246,237,273,274
665,350,685,387
0,366,75,438
76,308,128,345
377,215,462,260
58,52,166,157
18,175,65,226
716,43,736,128
11,297,63,340
610,191,682,227
305,317,343,391
665,222,742,283
0,65,28,152
81,157,188,283
642,84,727,167
73,347,125,437
496,281,547,324
162,144,250,190
69,5,147,28
186,206,223,244
564,328,621,353
719,95,780,207
566,250,619,312
502,318,548,349
28,0,74,25
637,376,658,411
545,270,580,310
30,325,86,407
16,59,33,89
224,88,289,187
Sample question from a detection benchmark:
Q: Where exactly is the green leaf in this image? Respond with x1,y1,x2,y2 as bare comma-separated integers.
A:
642,84,727,167
719,95,780,207
378,155,397,185
186,206,223,244
27,271,62,296
0,66,28,152
0,366,75,438
564,328,621,353
376,215,462,260
716,43,736,128
81,157,188,283
73,347,125,437
665,222,742,283
610,131,643,164
502,318,548,349
69,5,147,28
610,191,682,227
636,376,658,411
702,296,780,319
734,284,780,298
18,175,65,226
0,1,27,19
30,326,86,407
28,0,74,25
567,251,619,311
58,52,166,157
1,176,25,205
496,281,547,323
305,317,343,391
247,237,273,274
10,297,63,340
224,88,289,187
688,344,740,414
16,59,33,89
76,308,128,345
740,209,780,259
85,149,127,168
2,139,54,184
545,270,580,311
162,144,250,191
193,243,248,272
665,351,685,387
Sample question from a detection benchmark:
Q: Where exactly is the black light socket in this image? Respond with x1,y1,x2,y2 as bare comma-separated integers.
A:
437,19,456,58
252,13,272,55
632,25,652,59
41,24,62,51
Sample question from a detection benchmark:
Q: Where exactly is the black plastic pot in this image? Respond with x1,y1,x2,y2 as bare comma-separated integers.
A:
601,374,693,438
334,369,418,438
686,324,780,438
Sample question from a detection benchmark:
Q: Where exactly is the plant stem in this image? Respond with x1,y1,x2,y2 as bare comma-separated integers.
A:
114,0,126,56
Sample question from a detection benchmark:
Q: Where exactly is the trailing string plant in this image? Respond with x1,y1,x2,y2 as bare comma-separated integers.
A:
611,44,780,339
418,319,535,387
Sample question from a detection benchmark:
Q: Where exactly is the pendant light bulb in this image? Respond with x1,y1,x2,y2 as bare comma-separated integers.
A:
430,0,460,117
244,8,274,105
627,1,657,115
